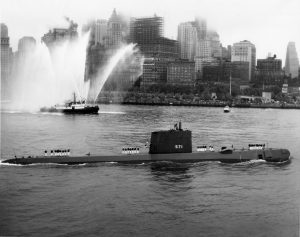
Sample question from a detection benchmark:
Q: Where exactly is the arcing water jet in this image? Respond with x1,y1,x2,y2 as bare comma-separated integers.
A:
9,32,90,111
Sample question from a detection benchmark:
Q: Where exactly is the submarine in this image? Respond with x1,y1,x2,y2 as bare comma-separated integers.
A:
2,122,290,165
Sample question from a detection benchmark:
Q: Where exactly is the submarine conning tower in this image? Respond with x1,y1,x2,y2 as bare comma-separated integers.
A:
149,122,192,154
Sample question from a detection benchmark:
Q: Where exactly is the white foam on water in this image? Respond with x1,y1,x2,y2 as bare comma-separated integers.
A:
0,160,23,167
98,111,126,114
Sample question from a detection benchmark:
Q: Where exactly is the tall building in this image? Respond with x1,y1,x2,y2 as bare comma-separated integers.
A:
285,42,299,79
207,30,221,58
177,22,197,60
178,18,223,77
17,37,36,57
141,37,178,86
231,40,256,81
41,18,78,49
1,23,13,99
194,17,207,40
13,37,37,73
130,16,178,86
94,20,107,46
129,16,163,48
256,55,284,86
107,9,124,49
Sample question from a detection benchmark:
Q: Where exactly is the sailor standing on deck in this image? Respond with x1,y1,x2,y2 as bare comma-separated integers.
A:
44,150,47,157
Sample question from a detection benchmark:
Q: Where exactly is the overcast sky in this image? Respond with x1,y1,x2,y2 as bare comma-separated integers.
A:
1,0,299,62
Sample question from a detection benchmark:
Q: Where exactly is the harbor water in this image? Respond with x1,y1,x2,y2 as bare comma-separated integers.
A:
1,105,300,236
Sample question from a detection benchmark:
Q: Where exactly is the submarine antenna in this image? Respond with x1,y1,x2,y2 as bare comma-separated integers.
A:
12,148,17,158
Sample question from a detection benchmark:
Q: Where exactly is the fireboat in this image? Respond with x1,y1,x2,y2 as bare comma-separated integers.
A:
40,93,99,114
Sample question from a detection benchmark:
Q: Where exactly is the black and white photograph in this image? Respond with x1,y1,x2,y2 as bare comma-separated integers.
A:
1,0,300,236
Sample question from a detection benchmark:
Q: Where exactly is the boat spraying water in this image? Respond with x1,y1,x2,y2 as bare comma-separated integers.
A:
40,92,99,114
9,32,90,112
8,26,141,113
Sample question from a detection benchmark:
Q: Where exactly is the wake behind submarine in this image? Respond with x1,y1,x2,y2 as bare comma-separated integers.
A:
2,122,290,165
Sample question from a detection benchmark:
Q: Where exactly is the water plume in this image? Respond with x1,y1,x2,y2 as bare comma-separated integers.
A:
88,43,143,102
9,32,90,112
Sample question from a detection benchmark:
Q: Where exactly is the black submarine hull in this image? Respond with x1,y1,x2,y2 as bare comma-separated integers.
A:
2,149,290,165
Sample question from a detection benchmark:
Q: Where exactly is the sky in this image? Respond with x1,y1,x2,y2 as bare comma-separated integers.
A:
1,0,299,62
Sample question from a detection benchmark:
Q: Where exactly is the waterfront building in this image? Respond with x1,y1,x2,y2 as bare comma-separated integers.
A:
167,60,195,86
177,22,197,60
262,92,272,103
1,23,13,99
231,40,256,81
231,61,250,85
285,42,299,79
202,59,231,82
41,18,78,48
256,55,284,86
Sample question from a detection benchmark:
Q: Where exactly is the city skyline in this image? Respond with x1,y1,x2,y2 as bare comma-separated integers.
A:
1,0,299,62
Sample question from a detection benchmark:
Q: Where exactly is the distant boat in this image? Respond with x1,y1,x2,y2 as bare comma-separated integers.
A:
40,93,99,114
224,105,230,113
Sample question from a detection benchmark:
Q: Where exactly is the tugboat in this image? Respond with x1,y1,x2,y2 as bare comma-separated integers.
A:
40,93,99,114
2,122,291,165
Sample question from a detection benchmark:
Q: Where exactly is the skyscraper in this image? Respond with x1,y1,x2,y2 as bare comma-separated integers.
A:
129,16,163,47
178,18,222,79
17,37,36,57
285,42,299,79
207,30,221,58
107,9,123,48
194,17,207,40
256,55,284,86
14,36,37,71
94,20,107,46
130,15,178,86
41,18,78,49
177,22,197,60
231,40,256,81
1,23,13,99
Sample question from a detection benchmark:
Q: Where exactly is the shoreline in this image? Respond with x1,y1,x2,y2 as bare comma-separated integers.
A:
96,92,300,109
98,101,300,109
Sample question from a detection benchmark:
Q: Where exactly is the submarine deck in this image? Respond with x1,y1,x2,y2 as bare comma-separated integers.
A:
3,149,290,165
